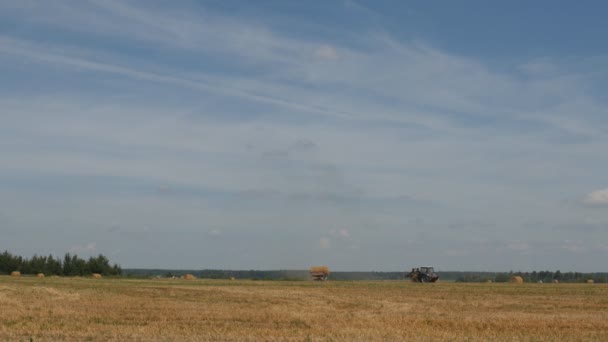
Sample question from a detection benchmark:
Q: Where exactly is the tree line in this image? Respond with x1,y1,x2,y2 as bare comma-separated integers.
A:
453,270,607,283
0,250,122,276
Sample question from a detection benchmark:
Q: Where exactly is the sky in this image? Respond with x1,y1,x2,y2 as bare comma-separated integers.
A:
1,1,608,272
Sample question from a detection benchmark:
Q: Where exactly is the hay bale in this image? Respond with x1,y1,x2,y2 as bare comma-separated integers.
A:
309,266,329,274
586,279,594,284
36,273,45,278
485,279,493,283
229,277,236,281
552,279,559,284
10,271,21,277
309,266,330,281
510,275,524,284
182,274,196,280
92,273,102,279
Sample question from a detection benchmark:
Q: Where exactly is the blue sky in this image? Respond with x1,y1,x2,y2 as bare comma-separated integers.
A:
1,0,608,271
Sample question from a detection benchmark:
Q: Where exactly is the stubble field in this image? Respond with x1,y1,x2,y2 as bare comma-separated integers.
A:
1,276,607,341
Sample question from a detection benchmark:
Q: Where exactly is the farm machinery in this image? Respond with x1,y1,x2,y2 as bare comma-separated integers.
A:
408,266,439,283
309,266,330,281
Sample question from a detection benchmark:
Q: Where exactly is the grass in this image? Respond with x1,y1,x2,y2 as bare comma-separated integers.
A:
1,276,607,341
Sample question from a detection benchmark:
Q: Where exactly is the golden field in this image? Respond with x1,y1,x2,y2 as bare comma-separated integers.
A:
1,276,608,341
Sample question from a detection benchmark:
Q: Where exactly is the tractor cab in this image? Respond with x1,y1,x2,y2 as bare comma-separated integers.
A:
419,267,434,274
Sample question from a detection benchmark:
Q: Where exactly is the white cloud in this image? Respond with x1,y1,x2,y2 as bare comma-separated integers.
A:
443,249,470,257
208,229,221,237
584,188,608,206
583,217,602,225
561,240,585,253
506,241,530,252
329,228,350,238
69,242,97,254
314,44,339,60
518,59,559,76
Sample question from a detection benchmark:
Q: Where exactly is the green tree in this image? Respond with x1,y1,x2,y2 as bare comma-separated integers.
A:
554,270,562,281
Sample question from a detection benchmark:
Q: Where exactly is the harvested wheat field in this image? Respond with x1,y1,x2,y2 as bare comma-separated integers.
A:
1,276,608,341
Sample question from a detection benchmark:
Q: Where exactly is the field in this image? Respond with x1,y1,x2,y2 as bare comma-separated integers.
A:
1,276,608,341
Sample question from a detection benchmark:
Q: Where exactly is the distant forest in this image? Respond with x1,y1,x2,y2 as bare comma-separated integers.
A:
3,249,604,282
125,269,608,283
450,270,607,283
0,251,122,276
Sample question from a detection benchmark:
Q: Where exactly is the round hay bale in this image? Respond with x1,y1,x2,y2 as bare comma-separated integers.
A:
36,273,45,278
552,279,559,284
92,273,102,279
586,279,594,284
509,275,524,284
10,271,21,277
485,279,493,283
229,277,236,281
182,274,196,280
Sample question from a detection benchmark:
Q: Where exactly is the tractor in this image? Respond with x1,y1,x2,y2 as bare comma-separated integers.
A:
408,266,439,283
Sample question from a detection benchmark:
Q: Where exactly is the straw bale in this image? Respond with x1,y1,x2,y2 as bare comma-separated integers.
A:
309,266,330,274
510,275,524,284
